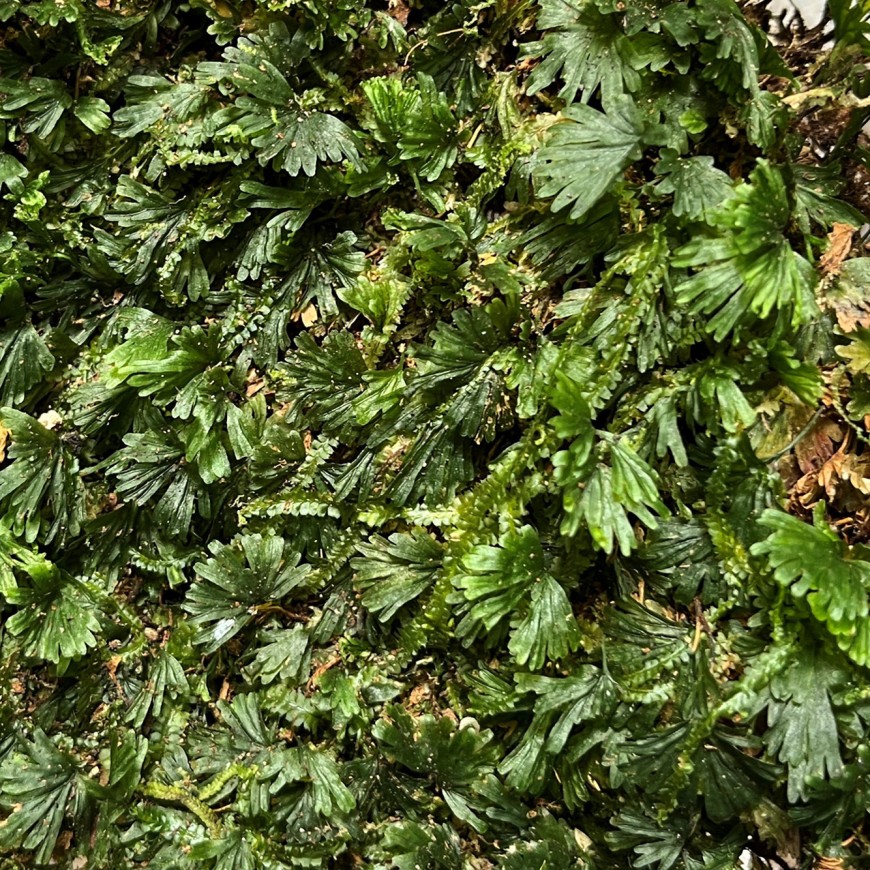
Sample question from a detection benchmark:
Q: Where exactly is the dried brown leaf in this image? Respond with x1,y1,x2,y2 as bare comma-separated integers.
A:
793,417,842,474
820,222,854,276
388,0,410,26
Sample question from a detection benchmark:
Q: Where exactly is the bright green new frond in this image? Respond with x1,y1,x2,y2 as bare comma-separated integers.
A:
674,162,818,339
753,509,870,664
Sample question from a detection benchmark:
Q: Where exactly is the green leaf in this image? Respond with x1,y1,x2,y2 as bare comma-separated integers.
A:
607,809,687,870
338,273,410,334
792,163,865,235
126,649,190,729
762,646,844,801
534,96,646,219
277,229,365,318
509,575,581,669
114,75,210,138
641,518,723,604
280,332,367,439
0,76,72,139
687,359,756,432
395,74,459,181
373,705,497,790
189,830,257,870
105,429,208,538
0,153,27,191
381,821,463,870
81,730,147,803
351,367,405,426
299,744,356,816
525,0,642,105
73,96,110,133
0,323,54,405
696,0,761,91
362,75,419,145
0,517,50,596
674,161,817,339
562,439,667,554
836,326,870,374
352,529,443,620
499,812,588,869
752,509,870,664
0,408,85,544
102,179,245,301
0,731,77,864
6,566,100,664
185,534,310,653
456,525,580,666
519,198,619,281
516,666,619,755
653,151,733,222
204,25,359,176
244,626,311,686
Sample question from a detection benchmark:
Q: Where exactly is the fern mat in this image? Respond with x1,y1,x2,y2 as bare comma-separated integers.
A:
2,0,870,866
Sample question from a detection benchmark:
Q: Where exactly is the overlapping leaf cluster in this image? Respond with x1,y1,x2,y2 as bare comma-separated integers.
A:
0,0,869,866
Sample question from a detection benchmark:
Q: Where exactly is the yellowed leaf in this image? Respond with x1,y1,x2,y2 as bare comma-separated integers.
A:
782,87,835,109
300,304,318,327
37,409,63,430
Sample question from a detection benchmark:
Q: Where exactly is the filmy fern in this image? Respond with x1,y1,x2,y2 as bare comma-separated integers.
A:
0,0,868,867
